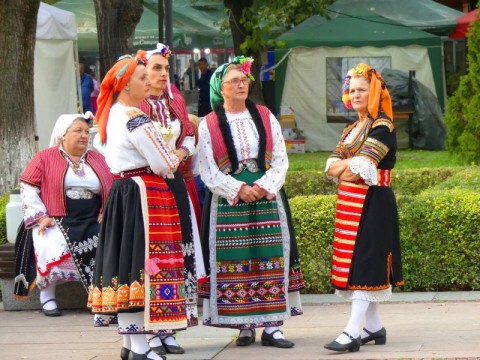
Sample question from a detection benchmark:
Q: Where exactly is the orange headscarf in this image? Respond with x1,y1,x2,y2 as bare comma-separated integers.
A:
96,50,148,144
342,63,393,121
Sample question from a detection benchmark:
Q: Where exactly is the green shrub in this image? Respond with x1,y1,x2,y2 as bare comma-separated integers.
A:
289,190,480,294
444,10,480,164
285,167,462,198
398,190,480,291
0,192,9,245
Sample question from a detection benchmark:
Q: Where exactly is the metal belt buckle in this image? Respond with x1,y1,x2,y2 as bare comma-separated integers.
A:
66,188,94,200
245,159,259,173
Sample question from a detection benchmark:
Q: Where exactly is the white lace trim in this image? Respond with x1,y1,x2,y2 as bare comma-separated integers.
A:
335,287,392,302
350,157,378,185
325,158,341,184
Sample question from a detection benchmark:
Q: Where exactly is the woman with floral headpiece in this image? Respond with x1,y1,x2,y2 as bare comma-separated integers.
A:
197,56,305,349
88,50,198,360
136,42,205,357
323,63,403,353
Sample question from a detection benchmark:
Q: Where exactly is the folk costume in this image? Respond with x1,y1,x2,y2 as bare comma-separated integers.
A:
324,63,403,353
88,51,199,342
138,43,203,237
15,113,112,312
198,58,305,336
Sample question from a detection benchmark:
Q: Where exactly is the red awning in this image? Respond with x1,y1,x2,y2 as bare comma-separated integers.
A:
449,9,479,38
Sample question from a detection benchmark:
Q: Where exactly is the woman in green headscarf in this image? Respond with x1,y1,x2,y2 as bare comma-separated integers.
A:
197,56,305,349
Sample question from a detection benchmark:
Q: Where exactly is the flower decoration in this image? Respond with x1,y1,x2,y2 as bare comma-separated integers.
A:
232,56,255,82
83,111,95,125
158,44,172,59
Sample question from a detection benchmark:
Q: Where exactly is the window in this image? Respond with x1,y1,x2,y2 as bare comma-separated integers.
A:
326,57,391,123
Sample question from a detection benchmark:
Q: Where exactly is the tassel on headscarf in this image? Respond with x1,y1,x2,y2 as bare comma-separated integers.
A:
96,50,148,144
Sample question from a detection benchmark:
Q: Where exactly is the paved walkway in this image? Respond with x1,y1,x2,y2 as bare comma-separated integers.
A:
1,292,480,360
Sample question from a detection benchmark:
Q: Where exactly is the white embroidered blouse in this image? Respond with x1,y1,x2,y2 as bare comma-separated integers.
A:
198,109,288,205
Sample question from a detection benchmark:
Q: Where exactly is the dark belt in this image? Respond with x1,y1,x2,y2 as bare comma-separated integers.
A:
112,166,152,180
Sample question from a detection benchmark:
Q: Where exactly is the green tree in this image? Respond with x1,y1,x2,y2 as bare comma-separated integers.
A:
0,0,40,196
444,3,480,164
222,0,332,103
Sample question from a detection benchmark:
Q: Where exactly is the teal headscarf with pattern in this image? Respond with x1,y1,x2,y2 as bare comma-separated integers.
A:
209,56,255,109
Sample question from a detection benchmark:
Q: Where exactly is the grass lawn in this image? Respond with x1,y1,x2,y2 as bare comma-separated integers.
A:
288,149,464,171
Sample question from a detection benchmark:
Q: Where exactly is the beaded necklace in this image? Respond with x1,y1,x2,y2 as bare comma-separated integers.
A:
149,95,174,142
63,152,86,178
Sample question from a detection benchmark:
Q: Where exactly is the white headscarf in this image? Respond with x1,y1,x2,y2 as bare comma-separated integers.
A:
49,111,94,147
146,42,173,99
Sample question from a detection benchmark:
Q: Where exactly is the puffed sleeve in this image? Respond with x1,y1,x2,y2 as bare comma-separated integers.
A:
253,113,289,196
198,120,245,205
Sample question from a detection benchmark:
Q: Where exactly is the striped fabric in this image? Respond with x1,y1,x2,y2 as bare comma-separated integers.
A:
331,182,369,289
377,169,392,187
135,175,187,330
214,194,287,319
358,137,390,167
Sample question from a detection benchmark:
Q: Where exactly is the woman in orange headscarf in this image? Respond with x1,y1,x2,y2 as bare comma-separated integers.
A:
323,63,403,353
88,51,198,360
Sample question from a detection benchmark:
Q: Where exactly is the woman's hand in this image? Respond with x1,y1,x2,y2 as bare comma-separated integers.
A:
327,158,352,178
252,185,268,200
238,185,261,203
37,216,56,235
339,167,361,182
97,212,103,224
173,148,188,162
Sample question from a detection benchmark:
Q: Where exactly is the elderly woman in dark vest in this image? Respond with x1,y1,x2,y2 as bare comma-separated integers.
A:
197,56,305,349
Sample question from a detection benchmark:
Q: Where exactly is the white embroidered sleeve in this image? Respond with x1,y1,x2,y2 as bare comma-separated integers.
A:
350,156,378,185
325,158,341,184
20,182,48,228
198,121,245,205
128,122,179,178
180,135,196,157
253,113,289,195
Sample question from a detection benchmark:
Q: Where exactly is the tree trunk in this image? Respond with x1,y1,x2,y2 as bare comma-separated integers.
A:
0,0,40,196
224,0,264,104
94,0,144,78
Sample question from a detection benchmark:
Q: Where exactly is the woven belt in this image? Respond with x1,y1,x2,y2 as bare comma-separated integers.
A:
66,188,95,200
233,159,260,174
112,166,152,180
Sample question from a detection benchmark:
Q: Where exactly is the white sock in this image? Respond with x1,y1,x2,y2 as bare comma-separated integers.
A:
264,326,285,339
361,302,383,338
122,334,131,350
160,334,178,346
335,299,370,344
39,283,57,310
147,334,162,348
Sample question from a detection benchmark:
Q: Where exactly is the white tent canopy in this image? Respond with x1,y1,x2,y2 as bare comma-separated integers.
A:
35,2,79,151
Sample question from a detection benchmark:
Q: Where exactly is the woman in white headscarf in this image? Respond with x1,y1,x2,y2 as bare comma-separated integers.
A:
14,112,112,316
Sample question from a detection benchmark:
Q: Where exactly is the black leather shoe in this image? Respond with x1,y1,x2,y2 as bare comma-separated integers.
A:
162,335,185,354
261,330,294,348
361,327,387,345
120,347,130,360
127,349,165,360
324,331,361,352
41,299,62,317
148,335,166,355
236,328,256,346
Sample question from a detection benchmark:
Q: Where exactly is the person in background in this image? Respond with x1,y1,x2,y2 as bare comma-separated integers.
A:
196,58,213,117
181,59,198,91
187,114,206,210
15,112,112,316
89,50,198,360
138,42,206,356
90,71,100,115
80,63,94,113
323,63,403,353
198,56,305,349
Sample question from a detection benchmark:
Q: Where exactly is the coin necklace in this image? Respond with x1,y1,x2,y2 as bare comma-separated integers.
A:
150,97,174,143
63,152,86,178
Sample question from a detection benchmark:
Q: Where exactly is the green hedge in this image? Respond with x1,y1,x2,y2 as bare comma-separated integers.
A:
285,167,462,197
290,189,480,294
